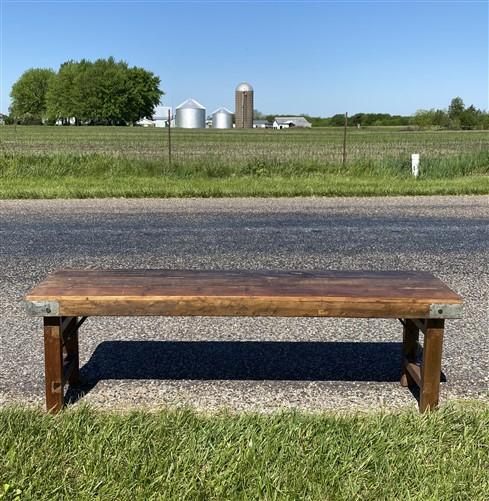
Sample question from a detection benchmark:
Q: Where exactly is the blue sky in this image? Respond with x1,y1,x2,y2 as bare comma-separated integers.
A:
1,0,488,116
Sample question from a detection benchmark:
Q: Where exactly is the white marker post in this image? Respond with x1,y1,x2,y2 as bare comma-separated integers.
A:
411,154,420,178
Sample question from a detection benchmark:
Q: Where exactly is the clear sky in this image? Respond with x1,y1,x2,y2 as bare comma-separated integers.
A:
0,0,488,116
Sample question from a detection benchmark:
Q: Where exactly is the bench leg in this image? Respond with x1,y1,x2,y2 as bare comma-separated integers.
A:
44,317,64,413
400,319,420,387
63,316,80,386
420,319,444,412
43,316,80,413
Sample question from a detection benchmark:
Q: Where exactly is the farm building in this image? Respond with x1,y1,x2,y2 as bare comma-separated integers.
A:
136,117,156,127
136,106,172,127
253,120,273,128
153,106,172,127
212,107,233,129
175,99,206,128
235,82,254,128
273,117,312,129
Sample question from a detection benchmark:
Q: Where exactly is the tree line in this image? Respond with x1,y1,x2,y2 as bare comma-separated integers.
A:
9,58,163,125
411,97,489,130
255,97,489,130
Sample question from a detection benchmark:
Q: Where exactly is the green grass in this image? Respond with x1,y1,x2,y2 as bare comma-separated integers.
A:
1,175,488,198
1,404,488,500
1,126,488,197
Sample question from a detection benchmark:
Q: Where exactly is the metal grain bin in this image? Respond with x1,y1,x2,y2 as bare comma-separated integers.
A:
212,107,233,129
235,82,253,128
175,98,206,128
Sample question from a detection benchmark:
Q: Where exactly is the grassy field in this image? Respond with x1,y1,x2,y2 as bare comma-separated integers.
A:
1,403,488,500
0,126,488,197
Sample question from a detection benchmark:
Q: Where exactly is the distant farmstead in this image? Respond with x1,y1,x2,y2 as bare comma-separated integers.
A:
273,117,312,129
137,117,156,127
136,106,172,128
253,120,273,128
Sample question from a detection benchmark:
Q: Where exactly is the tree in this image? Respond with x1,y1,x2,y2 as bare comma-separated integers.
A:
412,109,434,128
412,109,449,128
124,66,163,124
10,68,55,122
432,109,449,127
46,61,80,123
46,57,163,125
460,105,479,129
329,114,346,126
448,97,465,120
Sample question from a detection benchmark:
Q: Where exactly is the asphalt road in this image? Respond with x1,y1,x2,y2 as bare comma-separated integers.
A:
0,196,487,411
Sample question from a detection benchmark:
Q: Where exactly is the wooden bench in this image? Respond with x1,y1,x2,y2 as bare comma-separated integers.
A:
24,269,463,413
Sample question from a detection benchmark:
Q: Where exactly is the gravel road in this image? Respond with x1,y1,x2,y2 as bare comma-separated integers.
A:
0,196,487,412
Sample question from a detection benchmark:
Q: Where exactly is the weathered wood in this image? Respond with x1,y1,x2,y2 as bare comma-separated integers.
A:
43,317,64,413
61,316,74,332
25,270,463,319
420,319,445,412
412,318,428,335
400,319,420,387
61,316,77,343
62,353,78,387
30,270,459,413
405,361,421,387
62,316,79,386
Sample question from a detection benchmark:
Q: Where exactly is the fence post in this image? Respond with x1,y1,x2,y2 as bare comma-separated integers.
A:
167,109,172,167
411,154,420,178
342,112,348,168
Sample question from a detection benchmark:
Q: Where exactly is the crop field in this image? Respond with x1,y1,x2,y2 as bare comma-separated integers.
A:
0,126,488,197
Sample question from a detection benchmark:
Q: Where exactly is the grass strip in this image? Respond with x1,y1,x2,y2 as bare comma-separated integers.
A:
1,175,488,198
1,403,488,500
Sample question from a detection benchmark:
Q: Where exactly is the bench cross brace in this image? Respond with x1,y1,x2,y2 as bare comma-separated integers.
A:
400,317,445,412
44,316,87,413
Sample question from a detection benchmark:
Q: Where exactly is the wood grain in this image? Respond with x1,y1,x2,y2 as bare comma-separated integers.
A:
26,269,462,318
400,319,420,387
43,317,64,413
420,319,445,412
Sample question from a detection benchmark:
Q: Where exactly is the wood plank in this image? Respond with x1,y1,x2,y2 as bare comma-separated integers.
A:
62,316,79,386
54,297,435,318
420,319,445,412
26,269,463,318
400,319,420,387
405,361,422,387
43,317,64,413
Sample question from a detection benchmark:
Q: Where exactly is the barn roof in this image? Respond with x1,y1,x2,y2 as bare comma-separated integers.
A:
274,116,312,127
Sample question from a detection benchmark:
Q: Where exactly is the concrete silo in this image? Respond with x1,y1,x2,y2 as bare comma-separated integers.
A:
212,107,233,129
175,99,206,128
235,82,253,128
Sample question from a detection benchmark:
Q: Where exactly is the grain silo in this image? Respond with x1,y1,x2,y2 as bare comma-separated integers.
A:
212,107,233,129
175,98,206,128
235,82,253,128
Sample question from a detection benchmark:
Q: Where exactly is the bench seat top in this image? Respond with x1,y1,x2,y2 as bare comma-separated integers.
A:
25,269,463,319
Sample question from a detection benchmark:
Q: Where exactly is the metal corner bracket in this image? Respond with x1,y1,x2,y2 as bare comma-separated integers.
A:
429,303,463,319
24,300,60,317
